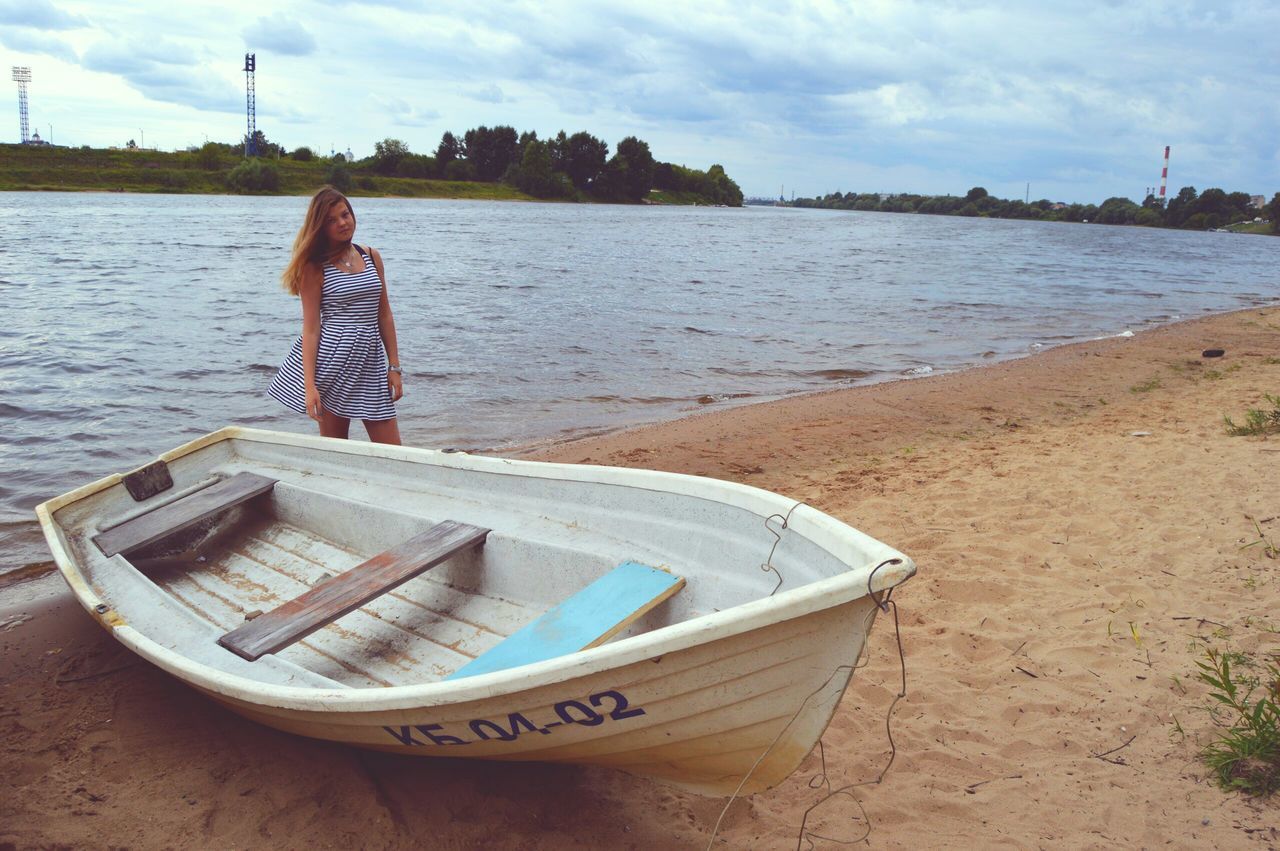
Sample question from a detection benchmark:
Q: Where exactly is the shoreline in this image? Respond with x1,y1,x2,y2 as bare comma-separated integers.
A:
505,303,1273,459
2,304,1269,580
4,304,1278,846
1,186,708,205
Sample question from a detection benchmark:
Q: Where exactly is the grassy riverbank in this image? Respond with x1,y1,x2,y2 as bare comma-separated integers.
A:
1219,220,1274,235
0,143,534,200
0,144,745,206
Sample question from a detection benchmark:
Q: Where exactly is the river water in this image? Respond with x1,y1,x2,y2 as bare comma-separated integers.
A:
2,192,1276,572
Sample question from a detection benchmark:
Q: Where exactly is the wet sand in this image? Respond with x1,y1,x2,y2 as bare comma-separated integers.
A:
3,306,1277,848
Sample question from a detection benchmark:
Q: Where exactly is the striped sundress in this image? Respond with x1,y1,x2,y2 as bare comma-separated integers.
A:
267,245,397,421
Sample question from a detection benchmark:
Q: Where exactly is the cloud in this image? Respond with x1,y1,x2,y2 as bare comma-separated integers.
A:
118,67,244,114
0,0,86,29
0,27,78,63
6,0,1277,200
82,39,242,113
468,84,506,104
268,103,319,125
81,39,196,75
372,95,440,127
243,13,317,57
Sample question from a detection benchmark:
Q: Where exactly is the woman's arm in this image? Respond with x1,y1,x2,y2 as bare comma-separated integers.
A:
369,246,403,402
299,263,324,420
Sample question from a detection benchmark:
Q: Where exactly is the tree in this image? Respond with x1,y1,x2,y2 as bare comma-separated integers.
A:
548,130,569,172
325,163,352,192
242,129,281,158
1164,186,1197,228
462,125,519,181
1190,188,1229,223
505,138,568,198
195,141,223,169
652,161,678,191
648,161,744,206
705,163,743,206
965,186,988,202
443,158,477,181
489,125,520,180
1094,196,1140,225
558,131,608,191
395,154,436,179
518,130,538,155
1268,192,1280,234
226,159,280,192
598,136,656,201
291,146,314,161
434,132,461,172
1226,191,1253,218
1134,208,1162,227
372,138,411,175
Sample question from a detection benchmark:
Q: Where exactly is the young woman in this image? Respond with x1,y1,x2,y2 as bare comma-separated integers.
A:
267,187,404,444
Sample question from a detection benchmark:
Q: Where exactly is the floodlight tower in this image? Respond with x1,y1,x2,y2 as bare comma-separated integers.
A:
12,67,31,144
244,53,256,156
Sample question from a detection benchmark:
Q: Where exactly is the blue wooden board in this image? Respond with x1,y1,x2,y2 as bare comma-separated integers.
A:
445,561,683,680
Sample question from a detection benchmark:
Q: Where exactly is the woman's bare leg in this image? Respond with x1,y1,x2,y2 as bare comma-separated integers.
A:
364,418,402,445
318,409,351,439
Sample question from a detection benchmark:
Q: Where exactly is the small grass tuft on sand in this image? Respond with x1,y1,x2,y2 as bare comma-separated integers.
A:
1130,378,1162,393
1204,364,1241,381
1240,520,1279,559
1223,394,1280,436
1196,648,1280,797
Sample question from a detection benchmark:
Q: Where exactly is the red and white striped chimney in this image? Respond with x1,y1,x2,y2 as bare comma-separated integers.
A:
1158,145,1170,201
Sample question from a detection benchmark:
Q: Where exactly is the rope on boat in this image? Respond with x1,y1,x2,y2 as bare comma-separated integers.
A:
704,562,909,850
761,501,804,596
792,594,906,850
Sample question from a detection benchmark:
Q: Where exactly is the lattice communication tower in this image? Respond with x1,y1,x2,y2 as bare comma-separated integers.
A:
12,67,31,144
244,53,256,156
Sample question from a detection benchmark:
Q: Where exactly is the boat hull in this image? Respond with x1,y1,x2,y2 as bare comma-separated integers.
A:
198,597,876,794
37,427,914,795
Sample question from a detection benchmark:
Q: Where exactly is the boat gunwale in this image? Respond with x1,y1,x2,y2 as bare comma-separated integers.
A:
36,426,916,713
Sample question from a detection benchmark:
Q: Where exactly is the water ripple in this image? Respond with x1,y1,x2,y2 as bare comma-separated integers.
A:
2,192,1278,571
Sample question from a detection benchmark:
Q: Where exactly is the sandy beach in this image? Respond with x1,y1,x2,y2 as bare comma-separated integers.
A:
2,305,1277,848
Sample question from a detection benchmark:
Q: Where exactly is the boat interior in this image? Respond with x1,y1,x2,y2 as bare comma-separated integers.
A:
47,433,865,691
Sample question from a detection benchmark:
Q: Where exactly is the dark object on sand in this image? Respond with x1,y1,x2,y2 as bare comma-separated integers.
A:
1202,349,1225,358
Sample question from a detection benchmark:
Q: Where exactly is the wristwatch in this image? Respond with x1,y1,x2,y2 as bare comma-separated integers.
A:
388,365,403,375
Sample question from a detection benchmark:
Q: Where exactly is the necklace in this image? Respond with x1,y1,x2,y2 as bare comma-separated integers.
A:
335,248,356,270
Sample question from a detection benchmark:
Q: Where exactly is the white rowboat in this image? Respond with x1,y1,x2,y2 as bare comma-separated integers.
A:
36,427,915,795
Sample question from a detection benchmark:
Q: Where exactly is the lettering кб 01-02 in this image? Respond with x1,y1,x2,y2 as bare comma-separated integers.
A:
382,688,646,747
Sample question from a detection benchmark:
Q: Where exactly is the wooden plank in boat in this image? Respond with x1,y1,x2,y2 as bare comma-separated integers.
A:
218,520,490,662
93,472,277,558
446,561,684,681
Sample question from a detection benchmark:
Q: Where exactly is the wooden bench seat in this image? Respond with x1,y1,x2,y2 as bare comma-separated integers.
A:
218,520,489,662
93,471,277,558
445,561,684,681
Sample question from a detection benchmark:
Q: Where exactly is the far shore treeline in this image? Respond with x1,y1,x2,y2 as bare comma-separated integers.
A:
0,125,744,207
790,186,1280,235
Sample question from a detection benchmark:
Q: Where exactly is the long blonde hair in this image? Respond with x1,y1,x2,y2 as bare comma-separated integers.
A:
281,186,355,295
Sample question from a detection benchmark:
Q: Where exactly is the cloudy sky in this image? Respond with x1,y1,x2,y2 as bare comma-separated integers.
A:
2,0,1277,202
